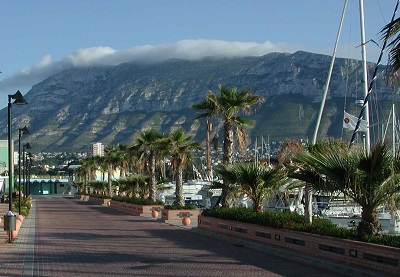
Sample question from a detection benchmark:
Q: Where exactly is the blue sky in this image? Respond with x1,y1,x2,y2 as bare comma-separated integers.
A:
0,0,397,108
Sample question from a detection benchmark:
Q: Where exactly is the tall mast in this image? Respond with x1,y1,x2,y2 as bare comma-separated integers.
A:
205,120,211,180
312,0,348,144
393,104,396,156
359,0,371,154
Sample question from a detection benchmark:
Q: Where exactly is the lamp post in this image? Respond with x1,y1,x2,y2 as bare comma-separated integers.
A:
23,143,31,198
18,127,29,214
26,156,32,197
7,90,27,243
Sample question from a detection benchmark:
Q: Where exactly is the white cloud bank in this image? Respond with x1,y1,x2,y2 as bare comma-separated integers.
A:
0,39,300,94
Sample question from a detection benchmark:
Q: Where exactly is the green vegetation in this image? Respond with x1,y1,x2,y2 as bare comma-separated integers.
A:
202,207,400,248
111,196,163,205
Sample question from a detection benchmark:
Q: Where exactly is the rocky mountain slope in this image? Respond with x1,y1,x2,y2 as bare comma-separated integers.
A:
0,51,395,153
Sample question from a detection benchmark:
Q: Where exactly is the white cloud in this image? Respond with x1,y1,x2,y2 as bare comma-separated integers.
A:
0,39,301,98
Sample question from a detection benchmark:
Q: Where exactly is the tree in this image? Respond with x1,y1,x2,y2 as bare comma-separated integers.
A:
104,145,120,197
380,17,400,79
116,143,130,178
277,139,304,165
168,129,200,207
134,130,167,202
215,162,287,212
290,140,400,236
193,85,265,207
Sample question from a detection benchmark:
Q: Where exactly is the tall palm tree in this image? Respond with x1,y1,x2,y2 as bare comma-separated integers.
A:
168,129,200,207
380,17,400,79
134,129,167,202
215,162,288,213
104,145,120,197
116,143,130,178
291,140,400,236
193,85,265,207
80,157,98,193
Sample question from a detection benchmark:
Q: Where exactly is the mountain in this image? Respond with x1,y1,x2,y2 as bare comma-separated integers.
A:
0,51,396,153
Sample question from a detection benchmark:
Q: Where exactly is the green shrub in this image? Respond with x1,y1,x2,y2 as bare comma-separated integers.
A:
111,196,163,205
89,194,111,199
164,204,197,210
202,207,400,248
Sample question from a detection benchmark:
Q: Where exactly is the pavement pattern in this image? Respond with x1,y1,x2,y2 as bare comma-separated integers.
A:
0,196,367,276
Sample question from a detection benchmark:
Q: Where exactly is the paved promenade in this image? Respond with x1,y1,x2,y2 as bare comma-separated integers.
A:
0,196,381,276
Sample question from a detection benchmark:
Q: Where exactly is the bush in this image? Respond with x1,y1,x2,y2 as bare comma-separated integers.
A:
164,204,197,210
111,196,163,205
202,207,400,248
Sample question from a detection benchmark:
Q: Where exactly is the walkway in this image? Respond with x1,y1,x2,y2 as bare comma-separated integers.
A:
0,196,377,276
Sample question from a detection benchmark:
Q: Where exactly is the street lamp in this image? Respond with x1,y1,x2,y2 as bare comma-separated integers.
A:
23,143,31,198
18,127,29,214
27,156,32,196
7,90,27,242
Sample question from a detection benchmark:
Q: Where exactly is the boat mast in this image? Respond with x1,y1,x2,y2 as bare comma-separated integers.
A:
358,0,371,154
205,120,212,181
312,0,348,144
393,104,396,156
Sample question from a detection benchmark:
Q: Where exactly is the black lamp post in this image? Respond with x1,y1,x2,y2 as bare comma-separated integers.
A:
23,143,31,198
18,127,29,214
27,156,32,196
7,90,27,243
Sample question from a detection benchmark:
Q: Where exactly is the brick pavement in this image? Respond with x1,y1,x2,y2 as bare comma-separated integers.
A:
0,196,382,276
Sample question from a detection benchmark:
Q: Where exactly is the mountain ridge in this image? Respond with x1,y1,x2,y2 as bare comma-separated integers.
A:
0,50,395,153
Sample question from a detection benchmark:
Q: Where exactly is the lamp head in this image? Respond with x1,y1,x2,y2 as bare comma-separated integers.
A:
23,143,31,150
9,90,27,105
19,126,30,135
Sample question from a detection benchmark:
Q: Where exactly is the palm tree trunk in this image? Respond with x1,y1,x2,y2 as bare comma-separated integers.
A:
107,164,112,197
357,207,381,236
304,184,313,224
148,151,156,202
175,158,184,207
220,119,235,208
223,119,234,164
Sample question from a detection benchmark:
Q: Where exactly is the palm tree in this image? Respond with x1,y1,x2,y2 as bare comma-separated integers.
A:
118,174,149,198
104,145,120,197
80,157,98,193
168,129,200,207
291,140,400,236
215,162,288,213
193,85,265,207
380,17,400,79
116,143,130,178
134,129,167,202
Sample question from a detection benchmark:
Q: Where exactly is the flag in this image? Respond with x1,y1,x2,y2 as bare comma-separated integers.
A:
343,111,368,132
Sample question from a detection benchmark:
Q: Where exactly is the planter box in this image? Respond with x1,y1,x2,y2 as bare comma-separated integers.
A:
108,200,163,216
159,208,201,226
198,215,400,275
88,196,111,206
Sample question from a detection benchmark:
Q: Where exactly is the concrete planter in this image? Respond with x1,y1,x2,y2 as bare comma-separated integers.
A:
198,215,400,276
108,200,163,216
160,208,201,226
88,196,111,206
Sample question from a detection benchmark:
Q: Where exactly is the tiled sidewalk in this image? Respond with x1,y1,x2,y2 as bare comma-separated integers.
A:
0,197,377,277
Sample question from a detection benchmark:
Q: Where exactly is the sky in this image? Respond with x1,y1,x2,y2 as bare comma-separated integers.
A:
0,0,397,108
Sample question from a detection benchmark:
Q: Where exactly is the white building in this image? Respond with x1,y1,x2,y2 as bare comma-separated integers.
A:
87,142,105,157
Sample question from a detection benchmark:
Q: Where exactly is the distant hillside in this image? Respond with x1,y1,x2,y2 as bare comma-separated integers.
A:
0,51,396,153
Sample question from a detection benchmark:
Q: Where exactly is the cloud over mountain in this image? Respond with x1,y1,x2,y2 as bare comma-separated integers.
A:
0,39,298,97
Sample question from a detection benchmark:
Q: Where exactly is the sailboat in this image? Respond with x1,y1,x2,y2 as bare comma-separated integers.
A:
311,0,400,233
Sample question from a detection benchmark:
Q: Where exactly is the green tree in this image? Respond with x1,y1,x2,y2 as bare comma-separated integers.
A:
168,129,200,207
134,130,167,202
104,145,121,196
291,140,400,236
193,85,264,207
380,17,400,79
215,162,287,213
